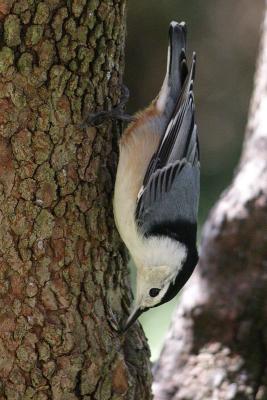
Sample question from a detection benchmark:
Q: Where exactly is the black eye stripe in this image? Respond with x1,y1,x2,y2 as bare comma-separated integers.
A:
149,288,160,297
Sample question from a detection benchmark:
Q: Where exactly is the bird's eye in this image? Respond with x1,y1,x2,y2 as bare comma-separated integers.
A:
149,288,160,297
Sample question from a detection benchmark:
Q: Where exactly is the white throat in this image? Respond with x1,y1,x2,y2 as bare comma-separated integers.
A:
133,235,187,273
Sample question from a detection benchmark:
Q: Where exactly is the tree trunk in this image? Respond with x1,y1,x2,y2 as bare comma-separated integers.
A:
0,1,151,399
153,3,267,400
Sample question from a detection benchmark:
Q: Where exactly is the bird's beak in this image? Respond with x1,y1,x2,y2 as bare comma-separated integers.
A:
122,306,143,332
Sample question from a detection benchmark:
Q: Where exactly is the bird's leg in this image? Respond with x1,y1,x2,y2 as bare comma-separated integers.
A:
80,84,135,128
105,301,122,332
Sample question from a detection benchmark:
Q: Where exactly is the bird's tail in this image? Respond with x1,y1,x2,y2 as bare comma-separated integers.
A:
156,21,188,119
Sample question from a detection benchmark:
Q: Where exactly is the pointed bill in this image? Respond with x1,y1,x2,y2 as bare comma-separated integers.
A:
122,306,143,332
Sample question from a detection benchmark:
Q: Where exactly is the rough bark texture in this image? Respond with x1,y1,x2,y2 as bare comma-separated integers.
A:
0,1,151,399
153,3,267,400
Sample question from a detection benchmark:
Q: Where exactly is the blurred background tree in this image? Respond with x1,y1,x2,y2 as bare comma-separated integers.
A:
125,0,264,360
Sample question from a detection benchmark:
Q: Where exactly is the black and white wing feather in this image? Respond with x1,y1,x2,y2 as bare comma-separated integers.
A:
136,55,199,245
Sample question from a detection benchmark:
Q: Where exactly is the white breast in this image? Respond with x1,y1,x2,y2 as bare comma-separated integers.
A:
113,119,161,256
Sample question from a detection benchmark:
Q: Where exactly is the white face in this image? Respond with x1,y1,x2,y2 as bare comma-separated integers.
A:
135,265,177,309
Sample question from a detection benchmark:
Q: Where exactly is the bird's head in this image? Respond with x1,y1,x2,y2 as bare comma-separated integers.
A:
122,246,198,331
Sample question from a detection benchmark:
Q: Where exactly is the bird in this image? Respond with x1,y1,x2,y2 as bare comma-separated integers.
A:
113,21,200,331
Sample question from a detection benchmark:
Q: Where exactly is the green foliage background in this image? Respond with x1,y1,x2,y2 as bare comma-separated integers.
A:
125,0,264,360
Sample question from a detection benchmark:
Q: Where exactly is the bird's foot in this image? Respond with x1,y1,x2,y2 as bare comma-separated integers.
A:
105,303,122,333
80,84,135,128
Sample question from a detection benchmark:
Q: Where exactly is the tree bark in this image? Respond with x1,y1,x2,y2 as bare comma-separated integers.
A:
153,2,267,400
0,1,151,399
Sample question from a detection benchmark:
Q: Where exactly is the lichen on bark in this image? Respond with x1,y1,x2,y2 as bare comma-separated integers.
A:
0,1,152,399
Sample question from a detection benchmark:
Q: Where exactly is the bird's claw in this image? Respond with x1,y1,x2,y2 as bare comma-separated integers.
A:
105,303,122,333
80,84,135,128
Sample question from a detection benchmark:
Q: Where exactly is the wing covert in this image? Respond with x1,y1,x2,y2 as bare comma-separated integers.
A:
136,159,200,244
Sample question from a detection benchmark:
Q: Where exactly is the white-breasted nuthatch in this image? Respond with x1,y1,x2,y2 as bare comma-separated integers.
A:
113,21,200,331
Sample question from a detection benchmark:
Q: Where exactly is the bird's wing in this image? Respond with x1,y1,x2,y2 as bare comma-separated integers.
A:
142,53,197,188
136,55,199,244
136,160,199,244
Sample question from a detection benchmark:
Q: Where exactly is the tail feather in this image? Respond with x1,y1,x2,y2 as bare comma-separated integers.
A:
168,21,188,96
156,22,188,119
